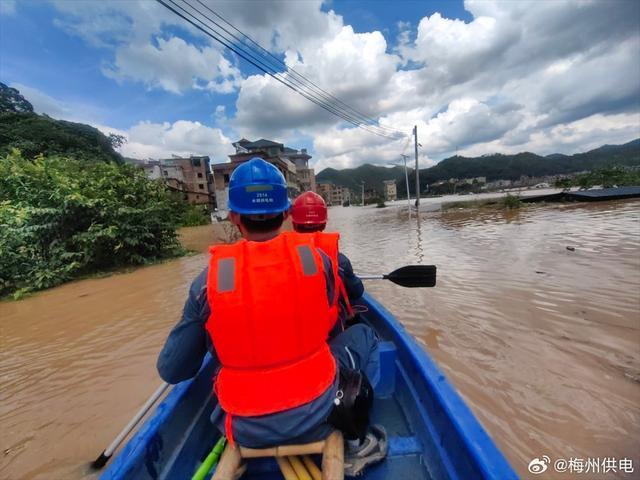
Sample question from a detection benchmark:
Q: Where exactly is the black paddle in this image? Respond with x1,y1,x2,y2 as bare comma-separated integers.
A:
359,265,437,288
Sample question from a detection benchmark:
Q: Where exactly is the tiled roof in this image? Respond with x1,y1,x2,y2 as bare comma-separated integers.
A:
244,138,283,149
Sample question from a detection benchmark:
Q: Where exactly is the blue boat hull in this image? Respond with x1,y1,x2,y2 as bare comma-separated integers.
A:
101,293,517,479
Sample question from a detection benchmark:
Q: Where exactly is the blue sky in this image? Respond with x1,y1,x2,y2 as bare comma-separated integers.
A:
1,0,638,171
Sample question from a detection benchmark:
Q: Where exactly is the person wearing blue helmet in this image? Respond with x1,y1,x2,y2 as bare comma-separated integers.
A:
157,158,386,476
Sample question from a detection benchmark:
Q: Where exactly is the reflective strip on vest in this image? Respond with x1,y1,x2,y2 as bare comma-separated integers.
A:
217,258,236,293
297,245,318,276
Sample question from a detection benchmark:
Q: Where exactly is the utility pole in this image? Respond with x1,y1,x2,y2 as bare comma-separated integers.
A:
414,125,420,207
401,154,411,209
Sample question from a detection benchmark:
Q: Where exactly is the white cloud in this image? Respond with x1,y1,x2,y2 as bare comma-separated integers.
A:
234,23,401,139
48,0,342,96
50,0,241,94
208,0,342,54
96,120,234,161
103,36,241,94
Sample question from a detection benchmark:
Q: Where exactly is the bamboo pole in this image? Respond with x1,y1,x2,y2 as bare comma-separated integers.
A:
288,456,312,480
276,456,300,480
302,455,322,480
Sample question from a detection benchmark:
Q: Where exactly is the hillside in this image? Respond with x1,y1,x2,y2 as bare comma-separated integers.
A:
316,164,410,194
0,83,123,163
317,139,640,196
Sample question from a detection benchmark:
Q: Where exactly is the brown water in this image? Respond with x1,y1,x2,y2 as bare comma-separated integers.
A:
1,200,639,479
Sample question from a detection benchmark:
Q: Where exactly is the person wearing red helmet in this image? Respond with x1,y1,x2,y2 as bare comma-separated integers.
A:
291,191,364,322
291,191,329,232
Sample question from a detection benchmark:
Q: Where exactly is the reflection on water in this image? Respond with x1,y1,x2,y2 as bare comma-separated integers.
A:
1,199,639,479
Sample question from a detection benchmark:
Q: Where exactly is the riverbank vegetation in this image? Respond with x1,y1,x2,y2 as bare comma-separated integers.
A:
1,83,125,164
0,150,186,299
441,194,522,211
0,85,211,299
168,194,211,227
555,166,640,190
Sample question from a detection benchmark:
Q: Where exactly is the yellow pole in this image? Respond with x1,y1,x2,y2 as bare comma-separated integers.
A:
302,455,322,480
276,456,300,480
288,456,312,480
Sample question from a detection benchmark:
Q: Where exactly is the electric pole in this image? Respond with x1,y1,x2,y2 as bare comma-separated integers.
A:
401,154,411,209
414,125,420,207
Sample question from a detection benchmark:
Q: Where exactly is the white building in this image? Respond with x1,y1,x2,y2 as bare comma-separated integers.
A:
383,180,397,201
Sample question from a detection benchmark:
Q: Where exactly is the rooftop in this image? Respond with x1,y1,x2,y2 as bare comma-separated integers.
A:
243,138,283,149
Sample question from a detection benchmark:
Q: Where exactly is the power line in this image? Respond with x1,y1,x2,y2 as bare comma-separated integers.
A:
168,0,400,139
192,0,405,137
155,0,407,140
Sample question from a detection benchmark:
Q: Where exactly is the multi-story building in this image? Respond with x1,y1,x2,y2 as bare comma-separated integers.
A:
317,182,333,205
364,188,378,202
316,182,351,206
383,180,397,201
331,186,351,206
212,138,316,216
141,156,214,208
284,147,316,193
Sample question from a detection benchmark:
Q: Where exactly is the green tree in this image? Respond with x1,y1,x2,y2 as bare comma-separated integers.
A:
0,113,124,163
0,150,182,298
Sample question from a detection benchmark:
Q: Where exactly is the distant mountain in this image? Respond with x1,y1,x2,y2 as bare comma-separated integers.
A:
317,139,640,196
316,164,410,194
0,83,123,163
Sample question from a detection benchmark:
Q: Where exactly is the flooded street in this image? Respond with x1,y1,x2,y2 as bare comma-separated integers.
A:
1,198,639,479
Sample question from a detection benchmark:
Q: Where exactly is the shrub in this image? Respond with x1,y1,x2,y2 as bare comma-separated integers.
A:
501,194,521,209
0,150,182,298
166,192,211,227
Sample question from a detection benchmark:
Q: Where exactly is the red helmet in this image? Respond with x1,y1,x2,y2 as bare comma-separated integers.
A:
291,191,328,226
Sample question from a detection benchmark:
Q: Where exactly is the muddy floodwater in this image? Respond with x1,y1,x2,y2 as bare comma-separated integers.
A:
1,198,639,479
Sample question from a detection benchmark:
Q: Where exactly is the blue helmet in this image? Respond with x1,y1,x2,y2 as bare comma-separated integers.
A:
227,157,291,215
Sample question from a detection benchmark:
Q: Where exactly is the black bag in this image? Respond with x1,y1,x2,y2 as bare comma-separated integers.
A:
327,367,373,441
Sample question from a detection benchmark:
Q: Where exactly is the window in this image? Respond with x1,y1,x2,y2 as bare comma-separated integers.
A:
199,183,204,190
196,195,200,200
192,158,201,167
197,172,203,178
224,174,230,185
163,170,168,176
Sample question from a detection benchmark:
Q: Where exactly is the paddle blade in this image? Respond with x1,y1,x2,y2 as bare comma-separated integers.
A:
384,265,437,288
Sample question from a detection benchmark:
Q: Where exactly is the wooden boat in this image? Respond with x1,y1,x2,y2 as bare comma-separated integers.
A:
101,293,517,479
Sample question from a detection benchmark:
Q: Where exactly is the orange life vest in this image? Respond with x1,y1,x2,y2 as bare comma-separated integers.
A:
206,231,338,443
